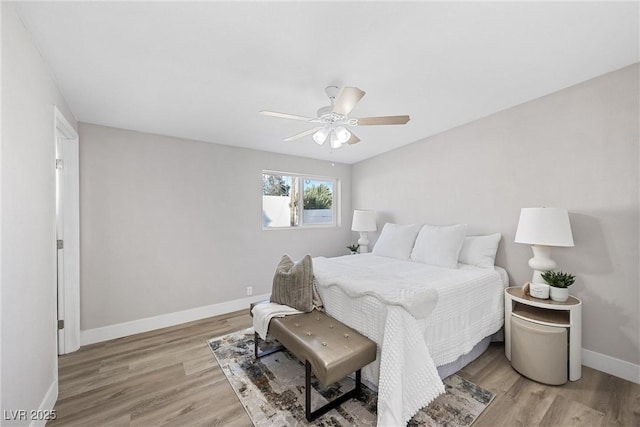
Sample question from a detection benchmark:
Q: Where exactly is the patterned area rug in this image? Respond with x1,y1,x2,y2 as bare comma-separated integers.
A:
208,328,494,426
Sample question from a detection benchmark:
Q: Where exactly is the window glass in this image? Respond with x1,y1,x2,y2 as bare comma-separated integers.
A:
302,179,334,225
262,172,337,228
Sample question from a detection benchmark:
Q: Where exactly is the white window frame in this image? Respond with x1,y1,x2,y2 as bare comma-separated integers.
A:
262,170,340,230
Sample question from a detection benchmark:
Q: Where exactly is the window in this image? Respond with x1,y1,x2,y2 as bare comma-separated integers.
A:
262,171,338,228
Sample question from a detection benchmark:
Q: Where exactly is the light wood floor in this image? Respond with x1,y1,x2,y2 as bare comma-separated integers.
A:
51,310,639,426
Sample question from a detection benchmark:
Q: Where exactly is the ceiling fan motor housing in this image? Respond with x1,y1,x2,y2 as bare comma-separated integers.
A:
317,86,340,118
316,105,333,117
324,85,340,99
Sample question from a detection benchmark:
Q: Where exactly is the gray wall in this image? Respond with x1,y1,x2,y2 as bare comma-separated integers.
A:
1,3,78,423
79,123,352,330
352,65,639,365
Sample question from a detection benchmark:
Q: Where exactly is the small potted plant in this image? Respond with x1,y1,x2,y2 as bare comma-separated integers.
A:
541,270,576,302
347,244,360,255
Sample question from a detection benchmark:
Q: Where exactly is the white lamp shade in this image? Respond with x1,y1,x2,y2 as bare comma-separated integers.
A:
329,131,342,149
335,126,351,143
313,128,329,145
351,210,377,232
515,207,574,247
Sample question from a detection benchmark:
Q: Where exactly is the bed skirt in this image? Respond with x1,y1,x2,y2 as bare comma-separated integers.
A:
437,334,491,379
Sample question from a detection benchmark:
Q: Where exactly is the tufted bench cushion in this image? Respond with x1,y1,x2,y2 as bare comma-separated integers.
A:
269,310,376,387
251,303,376,421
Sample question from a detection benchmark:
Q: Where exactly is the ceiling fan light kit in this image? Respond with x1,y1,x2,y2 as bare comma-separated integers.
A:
329,131,343,149
260,85,410,149
334,126,351,142
313,127,330,145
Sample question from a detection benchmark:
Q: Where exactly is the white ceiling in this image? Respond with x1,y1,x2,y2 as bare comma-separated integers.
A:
13,1,639,164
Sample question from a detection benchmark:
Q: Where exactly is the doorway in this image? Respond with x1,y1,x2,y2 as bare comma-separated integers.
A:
55,107,80,354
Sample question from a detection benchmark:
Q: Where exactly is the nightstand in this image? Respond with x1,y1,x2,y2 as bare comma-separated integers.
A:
504,287,582,381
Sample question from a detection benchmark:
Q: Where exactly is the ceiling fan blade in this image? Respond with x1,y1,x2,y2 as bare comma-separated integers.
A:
260,110,316,122
354,115,411,126
332,87,366,116
283,127,323,142
346,132,360,145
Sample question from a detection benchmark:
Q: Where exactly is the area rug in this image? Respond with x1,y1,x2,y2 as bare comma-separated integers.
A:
208,328,494,426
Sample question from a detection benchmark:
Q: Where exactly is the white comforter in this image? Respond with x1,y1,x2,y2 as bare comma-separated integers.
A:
313,255,506,426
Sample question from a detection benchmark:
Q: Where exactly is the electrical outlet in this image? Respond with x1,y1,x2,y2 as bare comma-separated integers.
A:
246,286,253,296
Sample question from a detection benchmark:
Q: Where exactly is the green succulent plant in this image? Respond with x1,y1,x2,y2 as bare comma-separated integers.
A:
347,244,360,252
541,270,576,288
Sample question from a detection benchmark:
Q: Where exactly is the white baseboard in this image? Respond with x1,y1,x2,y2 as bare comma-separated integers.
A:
29,379,58,427
582,348,640,384
81,293,271,346
80,298,640,385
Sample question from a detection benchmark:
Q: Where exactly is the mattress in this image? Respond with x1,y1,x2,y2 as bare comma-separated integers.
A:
313,254,508,425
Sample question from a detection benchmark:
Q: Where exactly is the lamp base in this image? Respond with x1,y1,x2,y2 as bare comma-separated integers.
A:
527,244,556,299
357,232,370,253
528,245,557,283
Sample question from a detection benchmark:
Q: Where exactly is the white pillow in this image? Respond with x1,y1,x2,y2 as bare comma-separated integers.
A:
372,223,421,259
410,224,468,268
458,233,502,269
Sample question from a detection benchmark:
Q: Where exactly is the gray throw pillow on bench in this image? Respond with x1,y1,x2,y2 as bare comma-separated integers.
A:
271,254,322,312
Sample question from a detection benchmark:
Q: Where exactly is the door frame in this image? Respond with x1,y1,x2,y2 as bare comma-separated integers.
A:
54,106,80,354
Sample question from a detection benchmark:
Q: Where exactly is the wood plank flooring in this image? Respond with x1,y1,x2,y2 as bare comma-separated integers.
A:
51,310,640,426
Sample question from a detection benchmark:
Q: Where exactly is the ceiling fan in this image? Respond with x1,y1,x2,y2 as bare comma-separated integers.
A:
260,86,410,149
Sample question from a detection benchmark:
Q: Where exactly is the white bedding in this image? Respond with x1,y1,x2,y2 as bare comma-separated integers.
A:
313,254,507,426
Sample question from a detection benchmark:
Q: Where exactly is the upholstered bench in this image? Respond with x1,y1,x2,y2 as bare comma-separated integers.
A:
250,305,376,421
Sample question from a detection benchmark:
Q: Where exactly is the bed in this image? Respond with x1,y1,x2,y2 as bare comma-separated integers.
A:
312,243,508,425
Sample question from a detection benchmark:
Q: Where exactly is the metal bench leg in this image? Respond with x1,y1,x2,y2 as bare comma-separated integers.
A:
254,331,284,359
305,360,363,422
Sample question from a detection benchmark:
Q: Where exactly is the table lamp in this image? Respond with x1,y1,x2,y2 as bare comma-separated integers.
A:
515,207,574,298
351,210,377,253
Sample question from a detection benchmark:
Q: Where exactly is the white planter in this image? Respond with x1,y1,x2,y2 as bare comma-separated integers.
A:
550,287,569,302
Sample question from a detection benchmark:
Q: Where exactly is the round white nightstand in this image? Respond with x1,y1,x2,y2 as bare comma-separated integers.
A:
504,287,582,381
